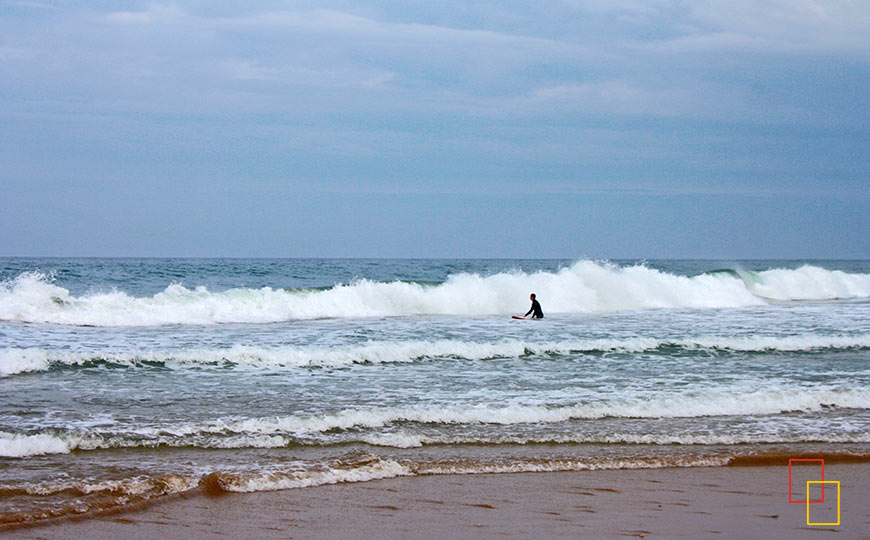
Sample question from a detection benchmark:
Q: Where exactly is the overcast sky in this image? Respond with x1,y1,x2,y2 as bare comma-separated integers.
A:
1,1,868,258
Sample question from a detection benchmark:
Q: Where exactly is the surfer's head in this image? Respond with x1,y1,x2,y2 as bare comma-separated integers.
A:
530,293,536,300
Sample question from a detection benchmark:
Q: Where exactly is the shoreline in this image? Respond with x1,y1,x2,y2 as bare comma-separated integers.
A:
4,462,867,539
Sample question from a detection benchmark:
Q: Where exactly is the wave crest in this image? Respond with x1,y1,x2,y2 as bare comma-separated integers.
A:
1,262,868,326
2,386,867,457
3,334,868,376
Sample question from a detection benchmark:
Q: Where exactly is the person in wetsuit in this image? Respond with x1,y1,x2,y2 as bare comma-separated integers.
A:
525,293,544,319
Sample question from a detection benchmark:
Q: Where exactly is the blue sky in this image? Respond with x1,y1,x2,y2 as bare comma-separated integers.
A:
1,1,868,257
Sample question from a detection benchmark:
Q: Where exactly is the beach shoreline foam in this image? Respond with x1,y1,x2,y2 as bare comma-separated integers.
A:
2,462,867,539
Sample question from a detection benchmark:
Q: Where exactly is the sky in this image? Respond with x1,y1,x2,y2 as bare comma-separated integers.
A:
0,0,868,258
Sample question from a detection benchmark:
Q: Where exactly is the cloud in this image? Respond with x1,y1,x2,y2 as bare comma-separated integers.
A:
559,0,671,16
459,79,759,122
222,60,280,82
644,0,870,54
85,6,590,102
13,1,57,9
103,4,185,25
0,45,32,60
529,80,691,116
4,2,852,128
220,8,566,50
557,0,868,54
222,59,394,88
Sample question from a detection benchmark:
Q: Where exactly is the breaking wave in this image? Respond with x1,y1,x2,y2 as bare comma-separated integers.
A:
205,454,733,494
3,449,868,527
0,452,754,526
6,428,869,457
1,262,868,326
3,334,869,376
3,385,867,457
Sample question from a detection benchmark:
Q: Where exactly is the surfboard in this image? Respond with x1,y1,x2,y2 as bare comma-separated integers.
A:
512,316,526,319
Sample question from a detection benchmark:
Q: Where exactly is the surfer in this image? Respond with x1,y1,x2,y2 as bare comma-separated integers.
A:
524,293,544,319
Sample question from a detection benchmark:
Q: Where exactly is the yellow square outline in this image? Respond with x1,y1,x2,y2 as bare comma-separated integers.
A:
806,481,840,526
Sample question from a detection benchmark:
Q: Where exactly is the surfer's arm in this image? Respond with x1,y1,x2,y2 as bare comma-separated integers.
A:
524,306,533,317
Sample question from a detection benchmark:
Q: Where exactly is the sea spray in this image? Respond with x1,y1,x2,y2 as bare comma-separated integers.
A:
2,262,869,326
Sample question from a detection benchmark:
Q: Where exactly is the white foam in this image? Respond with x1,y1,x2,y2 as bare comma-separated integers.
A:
2,384,863,457
200,387,869,436
673,335,870,352
0,348,53,376
414,456,732,475
368,430,870,448
3,334,868,375
361,432,428,448
3,388,867,456
14,424,864,457
3,454,731,505
217,459,413,492
210,455,731,493
2,263,868,326
0,431,75,457
748,266,870,300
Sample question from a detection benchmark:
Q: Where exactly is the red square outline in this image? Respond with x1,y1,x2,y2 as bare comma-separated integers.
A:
789,459,824,504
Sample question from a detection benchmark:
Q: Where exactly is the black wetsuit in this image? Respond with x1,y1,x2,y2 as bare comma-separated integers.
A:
525,299,544,319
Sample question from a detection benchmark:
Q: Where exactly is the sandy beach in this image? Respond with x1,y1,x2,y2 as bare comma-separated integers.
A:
4,462,867,540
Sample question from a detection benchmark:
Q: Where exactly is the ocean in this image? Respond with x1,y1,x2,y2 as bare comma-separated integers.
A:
1,258,868,525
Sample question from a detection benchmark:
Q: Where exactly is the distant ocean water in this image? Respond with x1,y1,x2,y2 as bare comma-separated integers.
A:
1,258,869,525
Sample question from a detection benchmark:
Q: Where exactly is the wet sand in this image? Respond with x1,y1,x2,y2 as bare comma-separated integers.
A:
5,463,868,539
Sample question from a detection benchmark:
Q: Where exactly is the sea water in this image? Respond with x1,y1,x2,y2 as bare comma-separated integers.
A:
1,258,868,524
